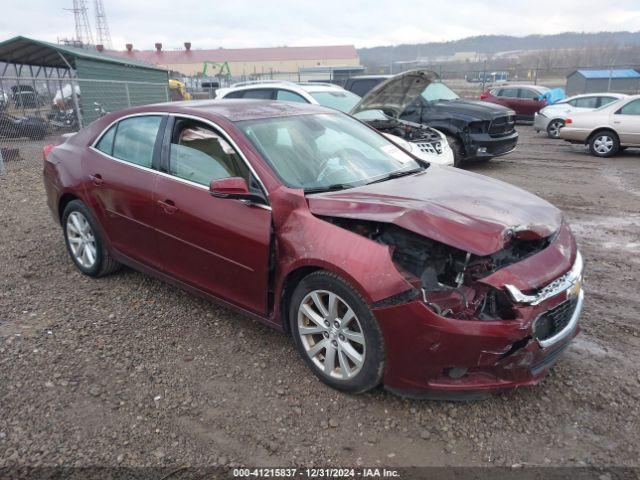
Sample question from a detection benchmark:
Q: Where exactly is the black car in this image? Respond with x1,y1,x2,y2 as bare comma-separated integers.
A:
0,112,48,140
349,70,518,166
343,75,391,97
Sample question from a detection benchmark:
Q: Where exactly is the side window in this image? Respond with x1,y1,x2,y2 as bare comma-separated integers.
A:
112,116,163,168
276,89,308,103
616,99,640,115
168,118,249,186
241,89,274,100
95,124,116,155
567,99,578,107
574,97,598,108
518,89,539,99
598,97,617,107
223,90,245,99
500,88,518,98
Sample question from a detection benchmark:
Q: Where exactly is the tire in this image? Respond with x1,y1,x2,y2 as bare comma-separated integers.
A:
61,200,120,277
589,130,619,158
546,119,564,139
289,271,384,394
445,135,465,167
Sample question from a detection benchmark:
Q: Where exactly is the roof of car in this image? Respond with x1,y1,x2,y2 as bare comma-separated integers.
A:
222,81,346,94
497,84,550,92
145,99,334,122
564,92,627,100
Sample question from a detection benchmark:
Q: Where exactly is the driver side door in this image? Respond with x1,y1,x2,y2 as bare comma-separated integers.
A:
151,116,272,314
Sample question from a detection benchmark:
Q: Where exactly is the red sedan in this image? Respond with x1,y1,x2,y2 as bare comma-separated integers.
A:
480,85,550,122
43,100,584,399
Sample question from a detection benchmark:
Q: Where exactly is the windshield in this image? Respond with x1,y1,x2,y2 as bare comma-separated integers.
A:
237,113,422,192
420,82,459,102
309,90,361,113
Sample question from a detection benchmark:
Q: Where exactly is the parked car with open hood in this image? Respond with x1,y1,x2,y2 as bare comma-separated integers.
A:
535,93,627,138
217,80,454,166
43,100,583,399
351,70,518,167
560,94,640,157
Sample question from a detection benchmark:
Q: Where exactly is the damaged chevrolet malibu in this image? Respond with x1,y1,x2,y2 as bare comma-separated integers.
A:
43,100,584,399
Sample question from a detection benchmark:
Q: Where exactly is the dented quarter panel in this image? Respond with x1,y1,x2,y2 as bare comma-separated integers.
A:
268,186,413,312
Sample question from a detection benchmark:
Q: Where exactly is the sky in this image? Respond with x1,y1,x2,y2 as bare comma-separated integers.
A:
2,0,640,50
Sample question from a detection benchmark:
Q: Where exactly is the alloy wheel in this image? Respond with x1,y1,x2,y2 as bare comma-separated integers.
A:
297,290,366,379
66,211,97,269
548,120,564,138
593,135,614,155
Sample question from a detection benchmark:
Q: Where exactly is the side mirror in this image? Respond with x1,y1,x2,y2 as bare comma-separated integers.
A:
209,177,266,204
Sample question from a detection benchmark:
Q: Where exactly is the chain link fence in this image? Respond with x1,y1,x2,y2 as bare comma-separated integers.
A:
0,74,168,175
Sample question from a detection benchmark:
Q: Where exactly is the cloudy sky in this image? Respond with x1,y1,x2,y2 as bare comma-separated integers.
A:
2,0,640,50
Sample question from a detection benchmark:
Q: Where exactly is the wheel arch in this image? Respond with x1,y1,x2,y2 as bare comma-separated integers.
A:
58,192,80,224
277,261,380,334
587,127,619,144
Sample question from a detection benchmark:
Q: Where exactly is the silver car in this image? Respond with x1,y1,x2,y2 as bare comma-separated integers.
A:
534,93,627,138
560,94,640,157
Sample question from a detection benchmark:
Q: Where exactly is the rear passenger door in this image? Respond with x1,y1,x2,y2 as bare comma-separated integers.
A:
151,116,272,314
86,114,165,267
496,87,519,110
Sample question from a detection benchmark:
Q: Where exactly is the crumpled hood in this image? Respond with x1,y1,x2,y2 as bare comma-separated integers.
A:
350,70,439,117
307,167,562,256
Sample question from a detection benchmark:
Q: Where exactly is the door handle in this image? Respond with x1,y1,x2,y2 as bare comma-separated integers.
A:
89,173,104,186
158,199,178,214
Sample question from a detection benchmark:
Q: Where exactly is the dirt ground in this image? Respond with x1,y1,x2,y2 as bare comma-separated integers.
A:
0,126,639,471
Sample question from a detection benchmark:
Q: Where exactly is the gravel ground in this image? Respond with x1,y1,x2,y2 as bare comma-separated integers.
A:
1,126,639,470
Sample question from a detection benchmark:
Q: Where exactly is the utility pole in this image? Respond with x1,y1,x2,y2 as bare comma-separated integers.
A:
94,0,113,49
65,0,94,46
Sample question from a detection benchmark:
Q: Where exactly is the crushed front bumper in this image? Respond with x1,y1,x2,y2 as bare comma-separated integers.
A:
373,249,584,400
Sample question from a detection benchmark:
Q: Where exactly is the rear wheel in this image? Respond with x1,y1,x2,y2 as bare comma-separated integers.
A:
546,119,564,139
289,271,384,394
62,200,120,277
589,130,619,157
445,135,465,167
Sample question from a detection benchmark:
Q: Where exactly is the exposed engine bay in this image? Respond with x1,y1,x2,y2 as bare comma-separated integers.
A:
365,116,444,156
321,217,554,320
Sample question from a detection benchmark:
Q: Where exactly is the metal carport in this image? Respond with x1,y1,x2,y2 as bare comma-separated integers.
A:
0,36,169,126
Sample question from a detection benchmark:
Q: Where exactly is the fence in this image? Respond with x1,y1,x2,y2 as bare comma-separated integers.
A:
0,75,169,174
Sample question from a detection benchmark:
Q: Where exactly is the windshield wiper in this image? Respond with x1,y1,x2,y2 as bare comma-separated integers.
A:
304,183,355,194
366,168,424,185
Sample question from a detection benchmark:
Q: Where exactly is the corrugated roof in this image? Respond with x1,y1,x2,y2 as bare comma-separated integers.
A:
110,45,358,65
0,36,166,70
575,69,640,79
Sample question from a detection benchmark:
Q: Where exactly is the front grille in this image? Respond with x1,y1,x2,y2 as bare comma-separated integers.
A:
488,115,515,136
534,297,578,341
413,141,443,155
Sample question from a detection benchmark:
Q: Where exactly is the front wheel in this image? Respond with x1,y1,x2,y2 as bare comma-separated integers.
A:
445,135,465,167
289,271,384,394
589,131,619,157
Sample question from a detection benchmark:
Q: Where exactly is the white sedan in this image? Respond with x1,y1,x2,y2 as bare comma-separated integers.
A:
534,93,627,138
216,81,454,166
